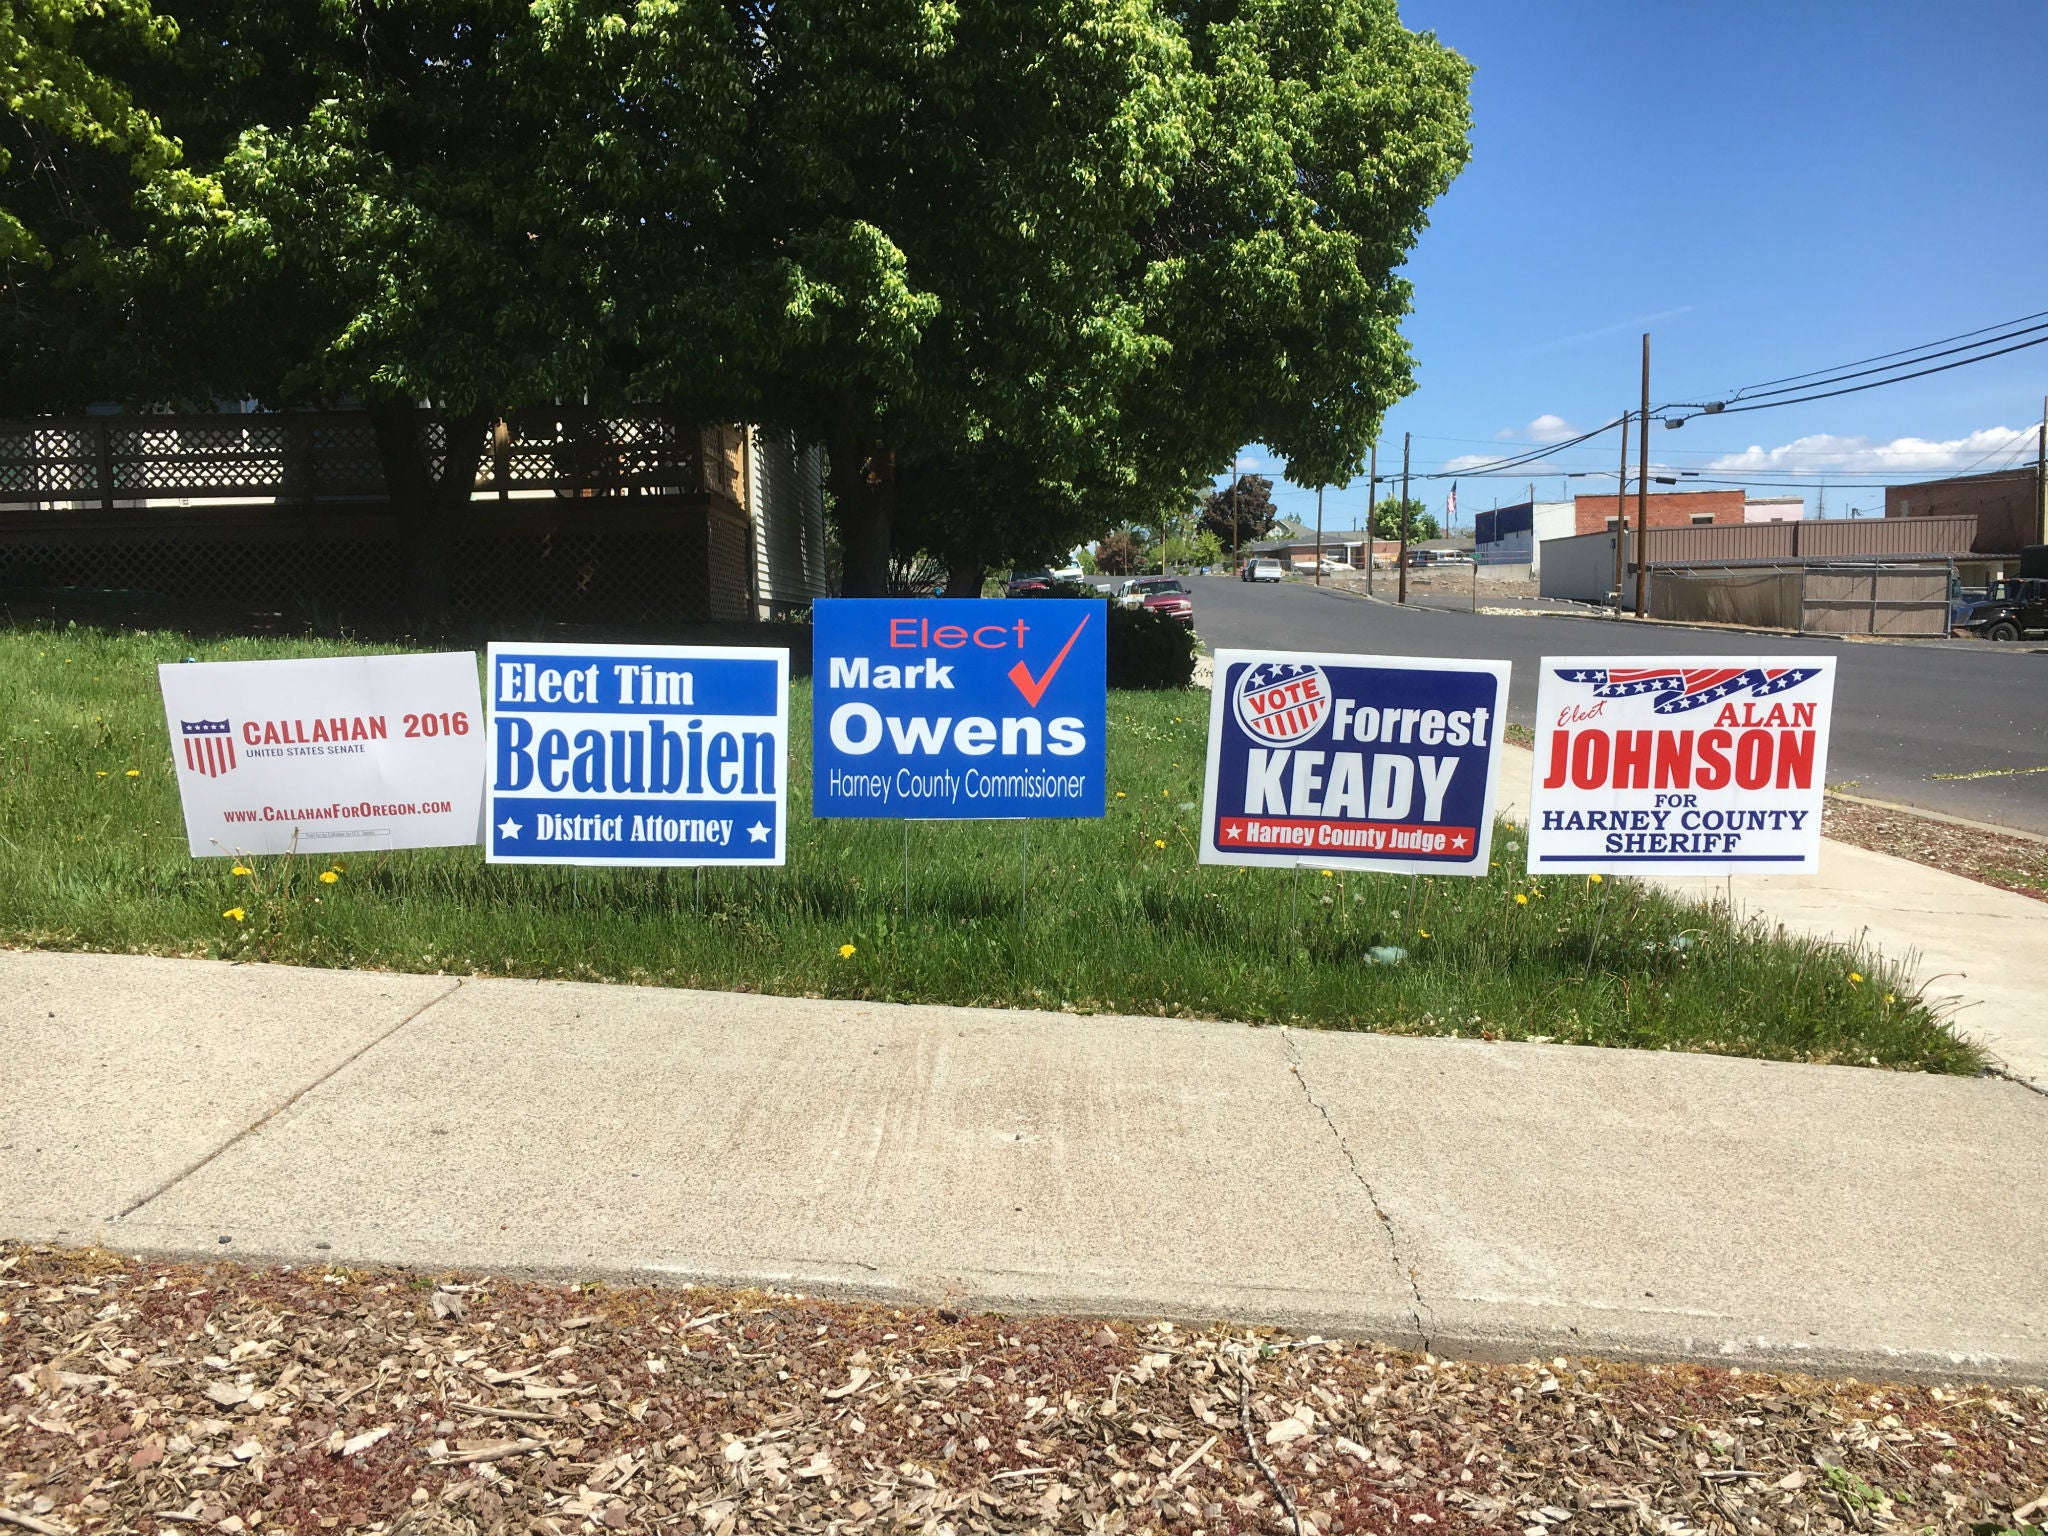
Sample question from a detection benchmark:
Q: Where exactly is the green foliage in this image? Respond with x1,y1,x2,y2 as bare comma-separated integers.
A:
1373,495,1439,542
1105,603,1198,689
1162,528,1223,569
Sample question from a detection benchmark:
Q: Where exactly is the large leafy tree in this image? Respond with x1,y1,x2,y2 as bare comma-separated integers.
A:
1199,472,1277,550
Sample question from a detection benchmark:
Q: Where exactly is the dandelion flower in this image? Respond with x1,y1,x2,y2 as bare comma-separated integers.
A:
1848,971,1863,984
1417,928,1431,939
1115,791,1126,800
231,865,252,877
95,771,107,778
125,769,140,778
838,943,857,959
223,908,246,922
1153,839,1167,849
1884,992,1896,1005
1589,873,1604,884
319,870,339,885
1514,893,1529,905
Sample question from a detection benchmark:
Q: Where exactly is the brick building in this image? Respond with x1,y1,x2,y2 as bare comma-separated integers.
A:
1570,489,1746,536
1886,467,2040,553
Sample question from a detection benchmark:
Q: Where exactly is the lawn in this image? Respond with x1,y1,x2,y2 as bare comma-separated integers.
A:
0,621,1980,1073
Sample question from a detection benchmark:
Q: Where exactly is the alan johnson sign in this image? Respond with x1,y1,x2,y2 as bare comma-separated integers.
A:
1199,650,1510,873
157,653,486,857
1526,656,1836,875
811,598,1107,818
486,641,789,866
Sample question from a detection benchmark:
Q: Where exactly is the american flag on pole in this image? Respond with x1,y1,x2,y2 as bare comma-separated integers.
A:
180,718,237,777
1554,665,1821,715
1446,481,1458,519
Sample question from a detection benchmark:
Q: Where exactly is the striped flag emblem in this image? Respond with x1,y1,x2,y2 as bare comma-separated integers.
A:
180,718,237,778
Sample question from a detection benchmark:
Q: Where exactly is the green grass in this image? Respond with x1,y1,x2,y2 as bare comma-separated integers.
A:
0,620,1983,1074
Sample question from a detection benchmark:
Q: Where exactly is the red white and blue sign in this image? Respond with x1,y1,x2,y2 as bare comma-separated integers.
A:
811,598,1107,818
1527,654,1836,875
486,641,789,866
1199,650,1511,873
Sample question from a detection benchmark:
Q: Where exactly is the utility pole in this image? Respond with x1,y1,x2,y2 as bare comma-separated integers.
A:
2037,394,2046,544
1397,431,1412,606
1612,408,1629,603
1367,441,1378,597
1633,333,1651,617
1315,484,1324,586
1231,469,1241,573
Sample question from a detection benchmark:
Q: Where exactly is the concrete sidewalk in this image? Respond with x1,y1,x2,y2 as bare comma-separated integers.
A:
6,946,2044,1383
1493,743,2048,1090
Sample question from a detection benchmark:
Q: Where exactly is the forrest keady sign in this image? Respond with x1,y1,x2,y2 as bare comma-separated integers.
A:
1199,650,1510,873
158,653,486,857
486,641,789,866
1526,656,1836,875
810,598,1107,818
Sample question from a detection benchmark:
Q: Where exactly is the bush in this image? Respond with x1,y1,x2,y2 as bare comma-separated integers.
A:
1107,603,1198,689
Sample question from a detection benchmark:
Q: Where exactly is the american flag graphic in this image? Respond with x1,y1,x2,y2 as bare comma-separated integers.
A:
1233,660,1332,745
1554,665,1821,715
180,718,237,777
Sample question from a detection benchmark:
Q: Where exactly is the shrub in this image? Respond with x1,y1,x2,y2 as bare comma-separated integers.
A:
1107,603,1198,689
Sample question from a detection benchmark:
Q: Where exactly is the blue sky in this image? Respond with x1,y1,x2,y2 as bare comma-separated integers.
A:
1232,0,2048,532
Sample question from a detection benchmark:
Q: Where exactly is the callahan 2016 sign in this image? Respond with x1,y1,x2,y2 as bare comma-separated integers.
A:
486,641,789,866
810,597,1107,818
1199,650,1510,873
1526,655,1836,875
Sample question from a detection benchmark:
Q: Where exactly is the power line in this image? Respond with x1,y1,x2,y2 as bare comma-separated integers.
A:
1711,331,2048,414
1713,306,2048,399
1723,319,2048,406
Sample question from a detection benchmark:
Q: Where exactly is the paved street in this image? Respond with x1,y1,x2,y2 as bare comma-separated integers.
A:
1187,575,2048,833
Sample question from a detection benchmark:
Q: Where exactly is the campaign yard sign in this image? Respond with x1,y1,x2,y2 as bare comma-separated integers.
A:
486,641,788,866
1199,650,1510,873
1526,655,1836,875
158,653,486,857
811,598,1107,818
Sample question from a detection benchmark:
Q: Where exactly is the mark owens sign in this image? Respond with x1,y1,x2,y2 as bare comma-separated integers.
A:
1199,650,1510,873
811,598,1107,818
486,641,789,866
157,653,486,857
1526,655,1836,875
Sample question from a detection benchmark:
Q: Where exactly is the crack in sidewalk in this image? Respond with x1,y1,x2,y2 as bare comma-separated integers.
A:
113,977,466,1222
1281,1029,1434,1351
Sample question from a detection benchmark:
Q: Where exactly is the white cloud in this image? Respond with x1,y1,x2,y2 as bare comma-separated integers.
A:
1495,413,1580,445
1703,426,2035,477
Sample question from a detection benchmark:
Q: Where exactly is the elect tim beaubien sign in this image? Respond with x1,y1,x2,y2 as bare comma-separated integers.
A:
1526,655,1836,875
811,598,1106,818
1200,650,1509,873
486,641,788,866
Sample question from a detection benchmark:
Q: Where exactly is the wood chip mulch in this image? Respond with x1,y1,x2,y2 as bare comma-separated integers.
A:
1821,798,2048,904
4,1245,2045,1536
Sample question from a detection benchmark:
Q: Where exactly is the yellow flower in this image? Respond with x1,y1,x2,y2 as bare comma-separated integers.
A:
125,769,140,778
1320,870,1333,878
95,770,107,778
1417,928,1431,939
1514,893,1529,905
1589,873,1604,884
1115,791,1126,800
231,865,252,877
223,908,246,923
838,943,857,959
1153,839,1167,849
319,870,340,884
1848,971,1863,984
1884,992,1896,1005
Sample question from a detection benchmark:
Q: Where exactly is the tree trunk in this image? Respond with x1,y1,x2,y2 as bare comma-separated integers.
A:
368,403,491,627
828,386,893,597
942,562,985,598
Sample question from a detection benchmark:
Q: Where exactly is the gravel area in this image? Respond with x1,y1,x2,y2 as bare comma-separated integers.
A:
4,1245,2045,1536
1821,798,2048,903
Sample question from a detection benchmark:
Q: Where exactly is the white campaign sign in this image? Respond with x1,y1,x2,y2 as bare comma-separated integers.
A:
1527,655,1836,876
158,653,487,857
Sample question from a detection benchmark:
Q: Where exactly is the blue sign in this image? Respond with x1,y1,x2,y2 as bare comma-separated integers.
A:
812,598,1107,818
485,641,789,866
1199,649,1510,874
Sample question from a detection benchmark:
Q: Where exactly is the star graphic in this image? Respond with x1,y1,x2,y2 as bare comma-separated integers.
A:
1451,833,1469,850
1224,824,1243,840
497,817,521,839
748,821,770,844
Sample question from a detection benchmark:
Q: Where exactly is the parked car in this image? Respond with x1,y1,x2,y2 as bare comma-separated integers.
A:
1241,557,1285,583
1407,548,1474,568
1957,578,2048,642
1050,562,1083,581
1118,575,1195,625
1005,570,1053,595
1292,556,1353,575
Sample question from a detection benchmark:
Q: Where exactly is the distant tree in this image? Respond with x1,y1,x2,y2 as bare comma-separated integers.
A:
1200,475,1278,552
1163,528,1222,570
1372,496,1438,542
1093,528,1149,576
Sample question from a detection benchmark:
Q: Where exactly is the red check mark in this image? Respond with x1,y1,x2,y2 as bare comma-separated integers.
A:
1008,614,1091,708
